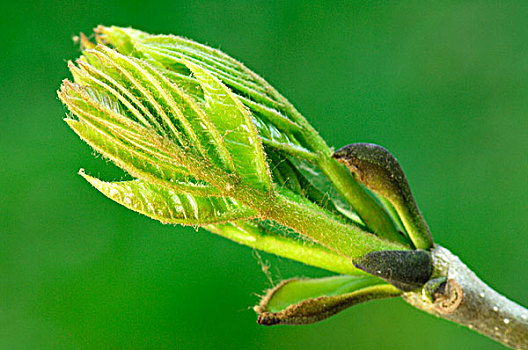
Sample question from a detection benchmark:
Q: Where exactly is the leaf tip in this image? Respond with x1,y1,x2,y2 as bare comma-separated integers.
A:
78,168,99,188
79,32,96,50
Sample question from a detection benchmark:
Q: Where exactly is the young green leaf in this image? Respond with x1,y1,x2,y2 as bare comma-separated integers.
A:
106,28,294,118
62,101,217,196
183,60,272,191
80,171,256,225
61,50,407,266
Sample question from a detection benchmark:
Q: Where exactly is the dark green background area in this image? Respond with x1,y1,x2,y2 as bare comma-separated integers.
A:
2,1,527,349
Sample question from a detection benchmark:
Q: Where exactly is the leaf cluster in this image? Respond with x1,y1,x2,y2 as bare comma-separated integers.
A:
59,26,434,324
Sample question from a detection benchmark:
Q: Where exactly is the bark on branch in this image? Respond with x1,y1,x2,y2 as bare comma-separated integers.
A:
404,246,528,349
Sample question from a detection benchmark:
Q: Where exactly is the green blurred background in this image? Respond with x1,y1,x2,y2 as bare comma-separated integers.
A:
2,1,527,349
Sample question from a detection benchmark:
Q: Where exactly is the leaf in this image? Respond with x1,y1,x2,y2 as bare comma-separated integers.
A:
183,60,272,191
65,118,217,196
59,79,218,196
146,64,316,161
265,148,360,225
80,171,256,225
81,46,230,165
136,36,286,112
106,26,406,244
90,28,397,239
250,112,316,161
255,275,401,325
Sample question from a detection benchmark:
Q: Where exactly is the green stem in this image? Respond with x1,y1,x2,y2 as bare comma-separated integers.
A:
206,221,363,275
264,189,406,259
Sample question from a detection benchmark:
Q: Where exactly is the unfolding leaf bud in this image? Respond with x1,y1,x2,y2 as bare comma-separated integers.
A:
333,143,433,249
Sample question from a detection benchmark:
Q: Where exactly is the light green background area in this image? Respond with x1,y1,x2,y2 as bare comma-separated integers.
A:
1,1,527,349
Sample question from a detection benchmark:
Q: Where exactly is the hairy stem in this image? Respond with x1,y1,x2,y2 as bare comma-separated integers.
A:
404,246,528,349
264,190,406,259
206,222,362,275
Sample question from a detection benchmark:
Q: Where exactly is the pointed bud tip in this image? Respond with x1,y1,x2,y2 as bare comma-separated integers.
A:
94,24,109,34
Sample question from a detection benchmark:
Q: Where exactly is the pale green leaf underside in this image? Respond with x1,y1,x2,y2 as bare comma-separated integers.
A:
264,275,385,313
81,172,256,225
255,275,402,325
